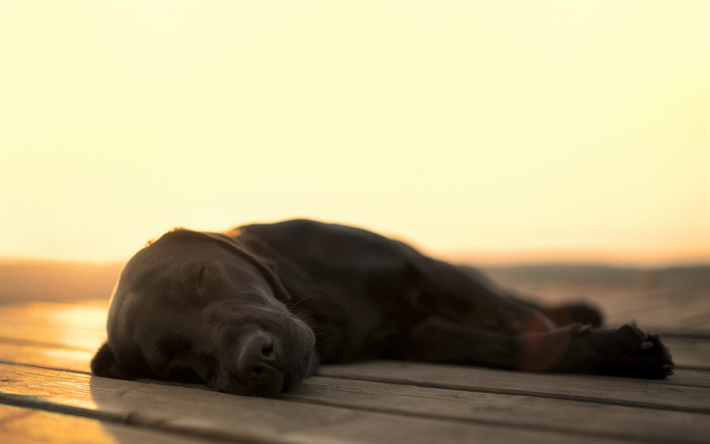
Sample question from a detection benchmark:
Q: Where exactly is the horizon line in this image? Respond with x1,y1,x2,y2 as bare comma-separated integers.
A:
2,251,707,269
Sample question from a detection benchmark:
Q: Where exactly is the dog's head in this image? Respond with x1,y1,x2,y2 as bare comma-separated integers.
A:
91,229,316,398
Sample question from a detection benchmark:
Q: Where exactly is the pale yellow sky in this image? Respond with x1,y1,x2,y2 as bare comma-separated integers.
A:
1,1,708,265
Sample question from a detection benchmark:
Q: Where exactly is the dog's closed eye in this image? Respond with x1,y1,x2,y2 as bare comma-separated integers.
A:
198,264,208,288
198,263,228,298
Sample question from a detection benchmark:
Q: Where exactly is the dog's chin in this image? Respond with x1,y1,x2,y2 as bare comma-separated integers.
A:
249,368,286,398
209,369,283,398
281,348,317,392
210,349,316,398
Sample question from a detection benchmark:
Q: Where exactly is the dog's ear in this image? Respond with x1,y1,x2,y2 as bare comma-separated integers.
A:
200,231,292,303
91,341,132,380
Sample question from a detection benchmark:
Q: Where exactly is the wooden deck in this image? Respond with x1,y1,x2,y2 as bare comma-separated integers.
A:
1,268,709,443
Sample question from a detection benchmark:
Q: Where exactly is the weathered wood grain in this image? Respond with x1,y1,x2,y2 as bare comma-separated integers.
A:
599,289,709,334
284,376,710,443
664,337,710,369
2,339,709,390
653,369,710,388
0,342,94,373
1,276,707,443
0,363,631,444
1,344,708,442
483,265,710,334
318,361,710,413
2,301,709,370
0,405,218,444
0,323,103,352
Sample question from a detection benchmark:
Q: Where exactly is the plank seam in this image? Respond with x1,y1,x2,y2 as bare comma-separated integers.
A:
0,392,299,444
657,332,710,340
0,360,92,376
3,387,706,444
675,364,710,372
2,362,709,443
315,374,710,415
3,359,709,407
280,394,708,444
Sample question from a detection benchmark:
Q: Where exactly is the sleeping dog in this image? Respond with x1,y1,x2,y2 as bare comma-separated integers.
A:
92,219,673,397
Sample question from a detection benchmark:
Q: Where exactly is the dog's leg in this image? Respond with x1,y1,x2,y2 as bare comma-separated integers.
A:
456,265,604,327
503,293,604,328
391,317,673,378
388,317,520,369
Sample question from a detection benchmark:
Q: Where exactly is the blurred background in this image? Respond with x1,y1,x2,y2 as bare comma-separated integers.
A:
1,2,708,323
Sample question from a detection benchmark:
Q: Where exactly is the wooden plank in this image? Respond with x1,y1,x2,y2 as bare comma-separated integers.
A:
2,304,709,369
597,289,709,334
0,342,94,373
2,339,709,390
483,265,710,334
0,405,217,444
0,321,104,352
284,376,710,444
1,344,708,442
0,364,624,444
0,298,710,362
654,369,710,389
664,337,710,370
318,361,710,413
0,343,707,442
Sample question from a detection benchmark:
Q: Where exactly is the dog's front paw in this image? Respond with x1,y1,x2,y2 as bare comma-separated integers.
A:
590,324,674,378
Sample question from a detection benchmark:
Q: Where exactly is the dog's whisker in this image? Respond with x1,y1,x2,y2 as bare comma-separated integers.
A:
286,293,323,311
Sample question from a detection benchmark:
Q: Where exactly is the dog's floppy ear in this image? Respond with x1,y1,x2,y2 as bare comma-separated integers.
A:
91,341,133,380
199,231,292,303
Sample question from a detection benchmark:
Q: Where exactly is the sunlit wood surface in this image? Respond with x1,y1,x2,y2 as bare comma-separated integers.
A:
2,281,709,443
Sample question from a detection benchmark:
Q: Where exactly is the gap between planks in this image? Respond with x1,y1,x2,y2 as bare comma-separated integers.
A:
0,364,641,444
0,393,303,444
2,363,709,444
2,355,709,416
1,332,708,371
1,338,709,401
314,372,710,415
2,341,710,409
2,333,707,364
317,361,710,412
0,404,229,444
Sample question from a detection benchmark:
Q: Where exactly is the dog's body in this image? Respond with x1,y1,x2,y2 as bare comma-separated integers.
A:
92,219,673,397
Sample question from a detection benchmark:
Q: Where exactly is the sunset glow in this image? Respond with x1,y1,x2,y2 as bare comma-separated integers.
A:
1,2,708,266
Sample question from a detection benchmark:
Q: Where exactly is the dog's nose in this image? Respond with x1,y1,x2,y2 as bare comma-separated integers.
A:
236,331,277,379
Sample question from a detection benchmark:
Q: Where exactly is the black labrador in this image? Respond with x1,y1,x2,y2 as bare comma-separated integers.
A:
92,219,673,397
